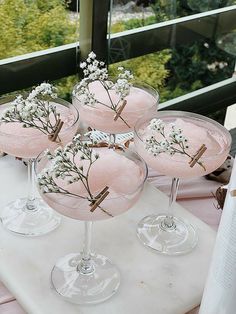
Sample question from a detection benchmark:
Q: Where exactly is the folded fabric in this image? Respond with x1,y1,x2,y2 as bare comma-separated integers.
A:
0,283,15,305
186,307,199,314
0,300,25,314
178,197,222,230
148,167,222,200
147,167,223,229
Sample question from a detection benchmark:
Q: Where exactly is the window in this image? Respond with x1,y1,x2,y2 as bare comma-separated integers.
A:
0,0,236,121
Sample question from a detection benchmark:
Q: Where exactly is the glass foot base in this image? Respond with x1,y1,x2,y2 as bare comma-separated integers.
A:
137,214,198,255
51,253,120,304
0,198,61,236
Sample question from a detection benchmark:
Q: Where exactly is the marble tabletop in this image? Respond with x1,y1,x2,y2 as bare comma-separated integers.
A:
0,156,216,314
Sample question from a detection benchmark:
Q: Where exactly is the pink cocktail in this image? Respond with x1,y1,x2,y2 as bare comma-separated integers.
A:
38,148,146,221
35,143,147,304
135,114,230,179
0,96,79,236
0,101,78,158
72,80,158,134
134,111,232,255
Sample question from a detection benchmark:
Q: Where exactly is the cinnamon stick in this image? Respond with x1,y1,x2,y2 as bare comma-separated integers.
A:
124,138,134,148
88,142,124,151
90,186,109,205
88,142,108,148
230,189,236,197
114,100,127,121
189,144,207,168
0,150,6,157
48,119,64,142
90,190,110,212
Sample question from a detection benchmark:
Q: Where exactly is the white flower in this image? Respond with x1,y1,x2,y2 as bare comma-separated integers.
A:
27,83,57,101
160,140,168,148
80,62,87,69
84,69,89,76
76,51,133,114
12,95,24,106
93,60,99,67
148,118,165,132
73,133,81,141
0,82,62,140
145,119,191,158
89,73,97,80
88,51,96,60
114,78,132,99
37,133,100,199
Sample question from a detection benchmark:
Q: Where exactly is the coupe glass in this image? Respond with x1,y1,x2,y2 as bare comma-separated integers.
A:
134,111,232,255
0,96,79,236
72,81,159,144
35,146,147,304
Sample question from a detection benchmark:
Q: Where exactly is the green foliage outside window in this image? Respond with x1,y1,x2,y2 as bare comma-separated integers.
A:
109,52,172,103
0,0,76,59
0,0,235,108
0,0,77,100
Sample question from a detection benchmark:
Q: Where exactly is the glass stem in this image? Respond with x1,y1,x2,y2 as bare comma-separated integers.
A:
26,158,36,211
108,134,116,149
77,221,94,275
164,177,180,229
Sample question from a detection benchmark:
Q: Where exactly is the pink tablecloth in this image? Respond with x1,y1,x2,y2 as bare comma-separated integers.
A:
0,172,222,314
0,282,24,313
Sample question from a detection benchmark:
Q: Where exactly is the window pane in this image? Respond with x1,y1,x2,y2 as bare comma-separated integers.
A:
109,0,236,31
108,3,236,115
186,0,235,13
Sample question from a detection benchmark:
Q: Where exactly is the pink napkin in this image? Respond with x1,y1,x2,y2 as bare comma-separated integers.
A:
148,167,222,199
0,283,15,305
0,301,25,314
186,307,199,314
0,282,25,313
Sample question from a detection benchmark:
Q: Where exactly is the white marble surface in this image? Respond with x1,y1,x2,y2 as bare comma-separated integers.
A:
0,156,216,314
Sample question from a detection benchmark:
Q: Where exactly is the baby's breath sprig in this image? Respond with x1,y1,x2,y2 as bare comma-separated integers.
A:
145,118,206,170
75,52,133,128
0,83,62,142
37,134,113,217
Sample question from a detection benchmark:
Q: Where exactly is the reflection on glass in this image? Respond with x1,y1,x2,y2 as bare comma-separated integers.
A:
216,30,236,56
108,2,236,114
187,0,233,12
108,39,234,108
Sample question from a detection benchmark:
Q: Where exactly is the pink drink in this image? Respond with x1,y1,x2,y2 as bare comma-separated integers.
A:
0,102,79,158
135,115,231,179
38,148,147,221
73,80,158,134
